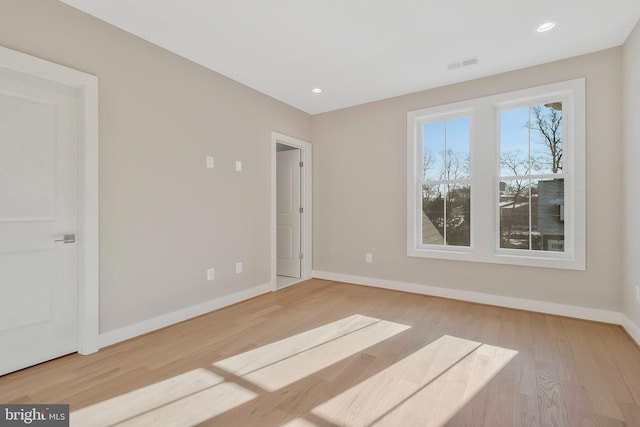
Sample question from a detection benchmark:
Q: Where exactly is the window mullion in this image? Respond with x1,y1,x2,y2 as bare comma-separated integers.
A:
500,173,564,181
528,179,532,250
443,123,448,245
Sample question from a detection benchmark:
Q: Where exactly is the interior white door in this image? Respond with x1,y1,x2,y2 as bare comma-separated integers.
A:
276,149,301,278
0,66,79,375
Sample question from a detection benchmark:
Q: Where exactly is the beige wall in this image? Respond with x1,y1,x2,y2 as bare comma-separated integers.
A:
623,20,640,328
0,0,311,333
312,48,623,311
0,0,633,338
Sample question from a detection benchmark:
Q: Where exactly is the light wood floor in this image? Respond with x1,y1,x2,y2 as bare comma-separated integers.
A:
1,279,640,426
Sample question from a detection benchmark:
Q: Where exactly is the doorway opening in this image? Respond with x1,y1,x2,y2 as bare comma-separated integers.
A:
271,132,312,290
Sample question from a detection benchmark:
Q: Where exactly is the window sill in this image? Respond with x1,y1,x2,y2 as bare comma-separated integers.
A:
408,247,585,270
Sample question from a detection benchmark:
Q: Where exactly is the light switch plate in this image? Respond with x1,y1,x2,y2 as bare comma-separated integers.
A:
236,262,243,274
206,156,214,169
235,160,242,172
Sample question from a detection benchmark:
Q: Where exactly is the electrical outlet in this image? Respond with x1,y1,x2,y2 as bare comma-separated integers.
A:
365,253,373,263
236,262,243,274
207,268,215,281
636,285,640,303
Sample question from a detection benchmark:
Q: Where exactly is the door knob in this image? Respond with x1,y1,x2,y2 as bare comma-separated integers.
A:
54,234,76,244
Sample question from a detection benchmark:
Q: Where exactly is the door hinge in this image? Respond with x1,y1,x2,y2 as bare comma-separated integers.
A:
299,161,304,167
299,252,304,259
299,207,304,213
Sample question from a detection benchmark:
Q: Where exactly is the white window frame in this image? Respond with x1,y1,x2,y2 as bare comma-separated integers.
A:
407,79,585,270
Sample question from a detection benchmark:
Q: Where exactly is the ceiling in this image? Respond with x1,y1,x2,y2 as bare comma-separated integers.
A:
60,0,640,114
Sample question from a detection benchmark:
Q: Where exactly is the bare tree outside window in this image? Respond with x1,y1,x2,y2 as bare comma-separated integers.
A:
531,103,563,174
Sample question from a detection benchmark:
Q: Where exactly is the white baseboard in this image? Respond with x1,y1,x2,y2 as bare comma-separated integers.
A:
622,315,640,347
312,270,625,325
98,282,273,349
96,273,640,350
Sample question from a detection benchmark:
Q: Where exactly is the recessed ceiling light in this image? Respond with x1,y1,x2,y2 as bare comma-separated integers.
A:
311,88,323,94
536,21,557,33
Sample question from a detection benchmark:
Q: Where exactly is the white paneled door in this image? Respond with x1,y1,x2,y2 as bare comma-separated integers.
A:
276,149,301,278
0,67,79,375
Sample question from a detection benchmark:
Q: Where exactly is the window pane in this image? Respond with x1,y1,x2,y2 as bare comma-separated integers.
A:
423,118,470,181
500,103,564,177
422,184,471,247
422,185,444,245
530,103,563,174
500,107,530,177
532,178,564,251
499,179,531,249
446,184,470,246
445,117,470,180
423,122,444,181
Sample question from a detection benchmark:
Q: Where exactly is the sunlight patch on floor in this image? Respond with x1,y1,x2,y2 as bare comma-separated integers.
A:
70,369,222,426
70,369,255,426
312,335,518,427
117,382,256,426
214,314,381,376
281,418,318,427
214,314,411,391
70,315,410,426
66,320,515,426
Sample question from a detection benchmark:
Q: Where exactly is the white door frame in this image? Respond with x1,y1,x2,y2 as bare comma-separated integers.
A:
271,132,312,290
0,46,99,354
